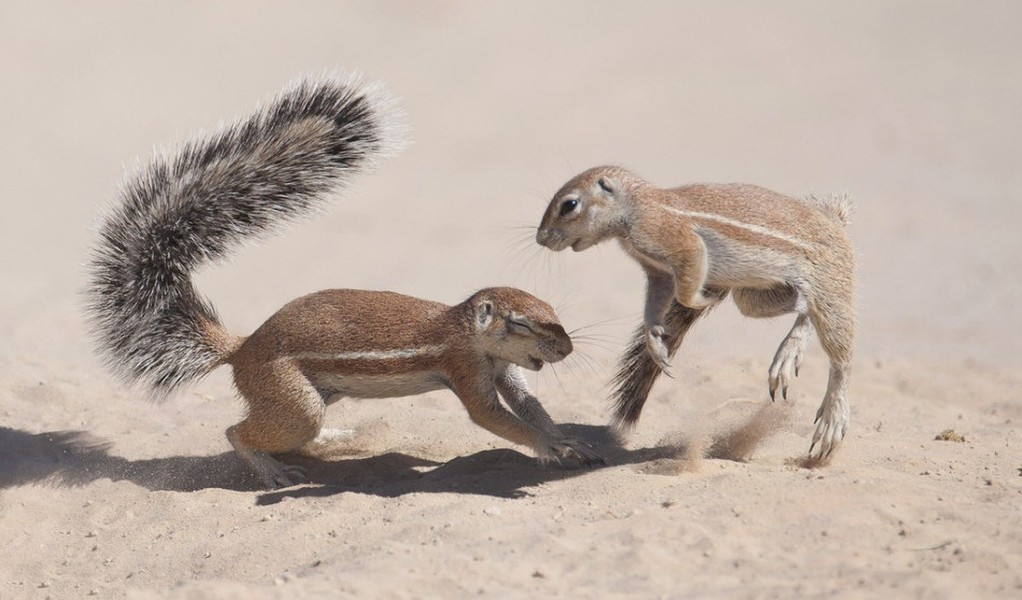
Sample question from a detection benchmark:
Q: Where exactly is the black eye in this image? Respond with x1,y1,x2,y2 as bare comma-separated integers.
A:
558,198,579,217
597,178,614,193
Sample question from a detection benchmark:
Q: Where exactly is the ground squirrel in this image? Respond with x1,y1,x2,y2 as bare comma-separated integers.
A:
535,166,855,459
85,74,600,488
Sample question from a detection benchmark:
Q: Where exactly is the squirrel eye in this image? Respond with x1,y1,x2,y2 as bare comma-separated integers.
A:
508,318,533,334
597,178,614,193
558,198,579,217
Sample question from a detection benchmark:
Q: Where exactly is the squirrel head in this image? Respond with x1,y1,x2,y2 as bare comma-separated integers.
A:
466,287,572,371
535,165,635,252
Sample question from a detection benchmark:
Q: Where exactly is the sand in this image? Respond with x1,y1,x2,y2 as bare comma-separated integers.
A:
1,2,1020,598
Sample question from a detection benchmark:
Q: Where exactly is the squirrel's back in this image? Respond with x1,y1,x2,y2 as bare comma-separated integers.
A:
85,73,406,396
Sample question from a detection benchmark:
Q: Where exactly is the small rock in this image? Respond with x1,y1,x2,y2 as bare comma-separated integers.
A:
934,429,965,442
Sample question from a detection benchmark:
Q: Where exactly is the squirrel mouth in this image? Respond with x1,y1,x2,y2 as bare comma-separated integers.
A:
526,356,545,371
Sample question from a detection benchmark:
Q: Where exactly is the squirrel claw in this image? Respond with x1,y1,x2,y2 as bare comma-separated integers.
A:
267,463,308,489
645,326,673,374
552,439,605,468
808,402,847,461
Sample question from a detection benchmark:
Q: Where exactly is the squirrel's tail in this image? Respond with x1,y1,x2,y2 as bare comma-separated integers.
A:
85,73,406,397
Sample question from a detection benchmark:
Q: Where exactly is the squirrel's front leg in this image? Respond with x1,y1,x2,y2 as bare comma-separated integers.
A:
451,373,601,467
494,364,603,467
643,266,677,375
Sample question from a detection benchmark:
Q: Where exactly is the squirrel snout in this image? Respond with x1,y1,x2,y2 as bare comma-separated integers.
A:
552,333,573,360
536,227,565,250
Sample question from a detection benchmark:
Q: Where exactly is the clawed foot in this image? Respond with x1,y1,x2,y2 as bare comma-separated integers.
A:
808,403,848,460
272,464,310,489
768,332,807,400
546,438,606,468
645,325,674,377
251,453,309,489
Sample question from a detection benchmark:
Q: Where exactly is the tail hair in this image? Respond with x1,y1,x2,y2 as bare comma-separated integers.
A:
610,293,726,430
85,72,406,397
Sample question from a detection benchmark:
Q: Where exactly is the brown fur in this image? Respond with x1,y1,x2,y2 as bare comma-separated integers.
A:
85,74,601,489
536,166,855,459
215,287,601,487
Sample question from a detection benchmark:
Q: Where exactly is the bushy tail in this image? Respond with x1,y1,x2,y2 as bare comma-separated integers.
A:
609,292,727,429
85,73,406,397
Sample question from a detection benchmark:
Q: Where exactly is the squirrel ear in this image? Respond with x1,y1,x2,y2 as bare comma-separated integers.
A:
474,300,493,329
597,177,615,194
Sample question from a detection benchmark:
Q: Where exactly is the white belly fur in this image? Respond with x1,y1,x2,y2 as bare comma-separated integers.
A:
309,371,448,400
696,228,799,289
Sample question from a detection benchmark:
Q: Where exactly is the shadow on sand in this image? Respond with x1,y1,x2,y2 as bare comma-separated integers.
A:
0,425,689,503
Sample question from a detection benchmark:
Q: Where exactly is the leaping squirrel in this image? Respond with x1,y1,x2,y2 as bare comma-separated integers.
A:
536,166,855,460
86,74,601,488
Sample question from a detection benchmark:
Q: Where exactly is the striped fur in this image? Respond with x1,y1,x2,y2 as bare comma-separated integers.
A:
295,346,446,363
661,206,813,251
537,166,857,459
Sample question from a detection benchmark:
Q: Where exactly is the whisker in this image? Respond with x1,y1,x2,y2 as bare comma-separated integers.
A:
565,349,602,377
524,246,551,291
553,288,584,318
506,237,540,268
568,315,631,335
500,229,534,251
571,333,619,343
490,217,538,231
545,361,568,397
572,335,617,349
499,235,548,286
530,246,557,294
572,339,618,355
571,342,618,362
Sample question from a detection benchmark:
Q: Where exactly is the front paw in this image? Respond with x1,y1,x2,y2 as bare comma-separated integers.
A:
768,336,806,400
645,326,673,376
548,438,605,468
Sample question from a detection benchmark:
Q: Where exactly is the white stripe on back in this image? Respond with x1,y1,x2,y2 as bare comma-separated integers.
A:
661,206,811,251
296,345,445,362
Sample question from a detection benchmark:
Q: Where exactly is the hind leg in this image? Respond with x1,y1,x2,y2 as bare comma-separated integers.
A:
733,286,811,400
229,360,326,488
805,290,855,459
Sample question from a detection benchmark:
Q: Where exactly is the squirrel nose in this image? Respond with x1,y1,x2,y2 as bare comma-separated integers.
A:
535,228,550,246
557,335,573,358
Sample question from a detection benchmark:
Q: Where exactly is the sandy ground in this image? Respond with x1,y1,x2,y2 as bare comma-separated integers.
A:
2,2,1020,598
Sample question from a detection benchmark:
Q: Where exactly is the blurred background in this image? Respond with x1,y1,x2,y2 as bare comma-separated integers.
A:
2,1,1020,383
2,7,1020,596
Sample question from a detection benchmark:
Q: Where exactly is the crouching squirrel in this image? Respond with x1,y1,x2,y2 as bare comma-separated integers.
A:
86,74,601,488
